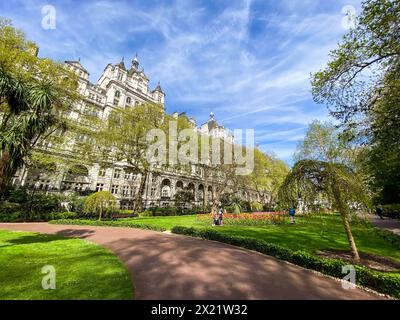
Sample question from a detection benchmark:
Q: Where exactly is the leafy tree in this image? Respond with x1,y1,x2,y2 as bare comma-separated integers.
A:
174,188,195,208
91,103,166,211
279,160,369,262
294,120,362,172
362,67,400,204
245,149,289,209
311,0,400,203
0,18,80,196
83,191,116,221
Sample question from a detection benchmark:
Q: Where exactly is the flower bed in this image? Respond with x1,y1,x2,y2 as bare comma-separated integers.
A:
198,212,288,226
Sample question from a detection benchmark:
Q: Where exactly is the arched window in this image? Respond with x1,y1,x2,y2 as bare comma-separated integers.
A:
115,90,121,98
161,179,171,198
126,97,131,105
176,181,183,190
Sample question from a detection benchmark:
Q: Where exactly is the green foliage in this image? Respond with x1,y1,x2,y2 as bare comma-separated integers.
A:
83,191,116,221
240,148,290,208
146,206,203,216
171,226,400,298
49,211,78,220
0,18,80,195
250,201,263,212
311,0,400,204
294,120,358,166
380,204,400,219
174,188,195,208
0,187,64,221
279,160,369,212
226,203,241,214
68,193,88,214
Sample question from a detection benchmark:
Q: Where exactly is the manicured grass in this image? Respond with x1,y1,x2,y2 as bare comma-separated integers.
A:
215,216,400,263
0,230,133,300
52,214,400,263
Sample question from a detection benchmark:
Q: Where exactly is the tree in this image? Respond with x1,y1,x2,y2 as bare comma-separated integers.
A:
243,148,289,209
279,160,369,262
294,120,359,167
91,103,166,211
174,188,195,208
0,18,80,196
311,0,400,203
83,191,116,221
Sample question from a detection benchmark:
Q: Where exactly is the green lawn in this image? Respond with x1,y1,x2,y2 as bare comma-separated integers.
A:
51,213,400,265
54,214,400,263
0,230,133,300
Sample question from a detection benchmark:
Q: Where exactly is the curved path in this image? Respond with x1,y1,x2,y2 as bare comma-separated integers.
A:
0,223,385,300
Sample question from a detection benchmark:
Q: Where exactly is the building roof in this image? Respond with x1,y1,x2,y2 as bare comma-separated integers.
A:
154,82,164,93
116,58,126,71
65,60,89,73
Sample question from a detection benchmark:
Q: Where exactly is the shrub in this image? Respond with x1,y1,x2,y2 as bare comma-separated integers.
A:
138,211,153,217
381,204,400,219
148,206,178,216
225,203,241,214
250,201,263,212
49,212,78,220
0,202,25,222
84,191,116,221
68,194,88,214
171,226,400,298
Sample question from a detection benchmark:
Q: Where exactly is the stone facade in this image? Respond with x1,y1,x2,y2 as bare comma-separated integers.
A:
12,55,260,209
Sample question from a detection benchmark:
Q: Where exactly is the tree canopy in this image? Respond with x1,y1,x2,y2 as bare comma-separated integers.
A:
311,0,400,204
0,18,80,195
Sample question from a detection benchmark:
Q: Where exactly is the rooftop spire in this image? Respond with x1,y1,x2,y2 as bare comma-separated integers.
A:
132,53,139,69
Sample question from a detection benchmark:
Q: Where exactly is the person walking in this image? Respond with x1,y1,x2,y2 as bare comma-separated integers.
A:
218,208,224,226
289,207,296,224
376,207,384,220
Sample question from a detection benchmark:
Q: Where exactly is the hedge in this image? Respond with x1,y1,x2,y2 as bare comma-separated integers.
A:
171,226,400,299
49,219,166,232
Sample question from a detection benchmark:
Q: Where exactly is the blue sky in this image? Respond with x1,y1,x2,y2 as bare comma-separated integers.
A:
0,0,362,164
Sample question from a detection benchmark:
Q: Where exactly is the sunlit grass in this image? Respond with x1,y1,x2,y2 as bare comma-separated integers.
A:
0,230,133,300
120,214,400,262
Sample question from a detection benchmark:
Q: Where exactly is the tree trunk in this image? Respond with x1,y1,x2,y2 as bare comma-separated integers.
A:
0,151,11,197
99,205,103,221
135,171,148,212
340,212,360,262
332,184,360,262
211,199,219,215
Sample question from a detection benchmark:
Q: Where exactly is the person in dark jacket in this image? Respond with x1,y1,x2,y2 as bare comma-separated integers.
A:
376,207,384,220
289,207,296,224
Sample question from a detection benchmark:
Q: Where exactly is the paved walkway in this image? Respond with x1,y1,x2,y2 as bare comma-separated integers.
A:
0,223,385,300
372,216,400,235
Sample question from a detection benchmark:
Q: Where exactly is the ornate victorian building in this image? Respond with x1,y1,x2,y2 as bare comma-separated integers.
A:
13,55,260,209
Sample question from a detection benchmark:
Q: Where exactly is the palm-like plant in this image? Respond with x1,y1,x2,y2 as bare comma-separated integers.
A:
0,20,79,197
0,66,60,195
279,160,369,262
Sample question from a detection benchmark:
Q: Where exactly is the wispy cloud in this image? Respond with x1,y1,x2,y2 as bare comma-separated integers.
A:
0,0,359,164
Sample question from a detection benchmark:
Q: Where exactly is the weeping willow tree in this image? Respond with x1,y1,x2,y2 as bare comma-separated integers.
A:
84,191,116,221
279,160,370,262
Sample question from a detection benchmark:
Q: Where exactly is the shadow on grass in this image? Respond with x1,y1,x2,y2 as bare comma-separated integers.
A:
2,229,96,247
